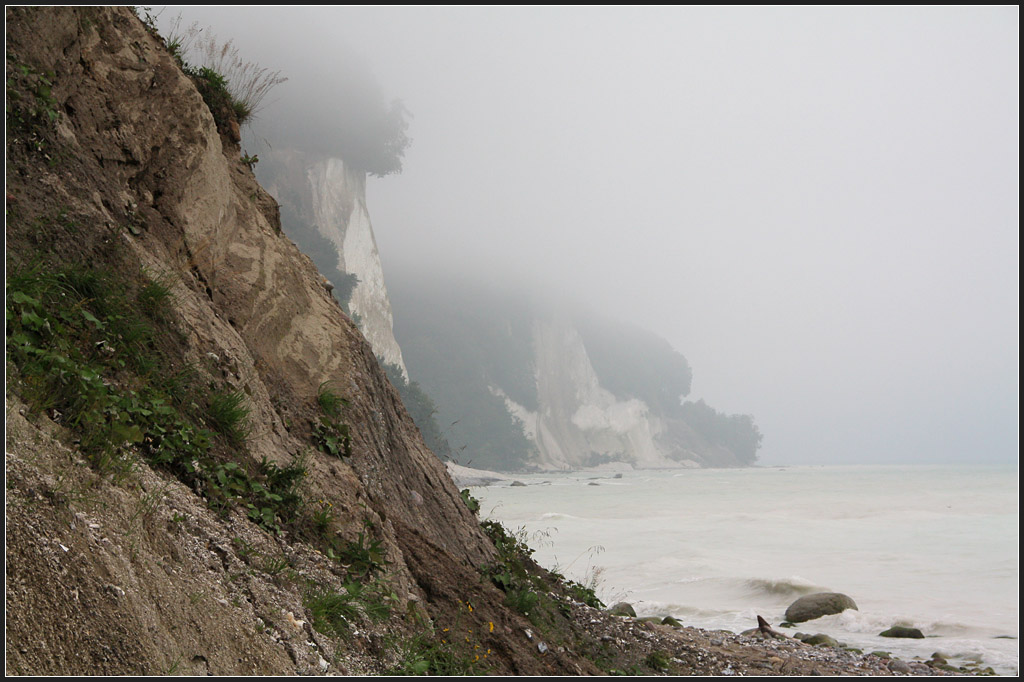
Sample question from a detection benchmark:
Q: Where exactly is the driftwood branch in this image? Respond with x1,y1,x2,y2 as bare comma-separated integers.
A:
757,615,788,639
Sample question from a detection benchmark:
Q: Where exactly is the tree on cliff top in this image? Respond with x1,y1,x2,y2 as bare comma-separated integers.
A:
680,399,762,464
242,42,412,177
339,97,411,177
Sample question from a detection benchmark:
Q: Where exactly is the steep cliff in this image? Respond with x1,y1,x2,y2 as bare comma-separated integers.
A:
504,318,676,470
255,148,409,380
390,273,761,471
3,7,585,675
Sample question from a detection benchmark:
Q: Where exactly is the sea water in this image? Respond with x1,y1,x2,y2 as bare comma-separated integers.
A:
470,465,1018,674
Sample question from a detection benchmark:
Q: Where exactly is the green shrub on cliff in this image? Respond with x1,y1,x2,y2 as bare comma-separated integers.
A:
6,262,303,535
159,16,286,129
207,388,252,446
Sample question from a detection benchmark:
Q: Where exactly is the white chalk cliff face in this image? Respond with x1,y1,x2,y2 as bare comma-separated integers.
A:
306,158,407,378
497,318,679,470
261,150,408,379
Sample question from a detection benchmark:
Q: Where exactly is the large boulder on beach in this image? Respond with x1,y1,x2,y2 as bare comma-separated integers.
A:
608,602,637,618
879,626,925,639
784,592,858,623
798,633,841,648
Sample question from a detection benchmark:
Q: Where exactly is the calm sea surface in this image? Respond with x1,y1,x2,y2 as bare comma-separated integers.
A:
471,464,1018,674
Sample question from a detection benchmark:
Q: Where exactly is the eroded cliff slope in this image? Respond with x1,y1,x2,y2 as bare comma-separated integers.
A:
256,148,409,379
3,7,588,675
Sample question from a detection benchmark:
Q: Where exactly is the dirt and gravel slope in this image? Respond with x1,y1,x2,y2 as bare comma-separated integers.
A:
5,6,501,674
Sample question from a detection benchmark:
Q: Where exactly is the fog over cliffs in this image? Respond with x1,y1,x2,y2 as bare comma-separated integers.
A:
165,6,1018,466
388,272,761,471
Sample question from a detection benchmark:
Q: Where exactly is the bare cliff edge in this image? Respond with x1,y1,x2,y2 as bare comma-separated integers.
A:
4,7,546,675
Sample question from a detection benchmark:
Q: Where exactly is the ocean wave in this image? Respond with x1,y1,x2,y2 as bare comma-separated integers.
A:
665,575,827,602
639,601,728,620
539,512,586,521
742,577,825,597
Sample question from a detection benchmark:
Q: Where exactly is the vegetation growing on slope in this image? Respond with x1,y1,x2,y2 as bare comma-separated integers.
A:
380,360,453,461
154,9,411,177
679,399,762,464
7,262,291,532
156,14,286,131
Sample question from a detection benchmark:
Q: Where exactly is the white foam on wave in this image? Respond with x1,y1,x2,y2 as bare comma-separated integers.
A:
539,512,586,521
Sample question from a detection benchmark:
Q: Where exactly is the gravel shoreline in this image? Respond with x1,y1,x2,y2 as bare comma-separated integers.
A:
562,597,970,676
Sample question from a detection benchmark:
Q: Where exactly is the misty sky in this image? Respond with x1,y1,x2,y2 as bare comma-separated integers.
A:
161,6,1018,465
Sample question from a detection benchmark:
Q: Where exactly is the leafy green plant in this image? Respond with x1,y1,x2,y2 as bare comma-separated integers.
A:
311,499,336,535
645,650,672,671
312,381,352,458
5,264,160,475
316,381,347,417
343,579,394,622
6,260,320,540
165,24,285,130
260,554,290,576
186,65,238,133
479,519,565,627
206,389,251,445
338,521,389,579
504,587,539,615
257,456,304,510
188,33,286,125
304,580,392,637
305,585,361,636
137,274,174,317
130,6,160,36
312,418,351,458
459,488,480,514
203,456,304,534
480,519,536,562
388,633,479,676
6,63,60,131
565,578,605,609
232,536,255,559
386,600,491,676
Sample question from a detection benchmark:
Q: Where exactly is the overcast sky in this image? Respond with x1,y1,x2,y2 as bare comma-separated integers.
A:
162,6,1018,465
